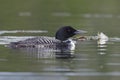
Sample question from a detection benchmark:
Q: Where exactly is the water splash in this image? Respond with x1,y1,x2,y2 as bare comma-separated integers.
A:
97,32,109,45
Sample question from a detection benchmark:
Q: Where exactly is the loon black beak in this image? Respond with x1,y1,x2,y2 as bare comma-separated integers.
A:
74,30,87,34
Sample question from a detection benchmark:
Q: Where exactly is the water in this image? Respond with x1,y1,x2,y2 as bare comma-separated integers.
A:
0,32,120,80
0,0,120,80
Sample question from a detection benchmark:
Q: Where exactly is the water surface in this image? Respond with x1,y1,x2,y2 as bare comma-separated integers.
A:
0,33,120,80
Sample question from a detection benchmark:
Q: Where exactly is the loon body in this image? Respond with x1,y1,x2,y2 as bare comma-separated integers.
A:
9,26,86,50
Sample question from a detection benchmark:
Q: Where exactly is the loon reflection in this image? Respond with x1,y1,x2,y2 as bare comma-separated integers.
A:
18,47,75,58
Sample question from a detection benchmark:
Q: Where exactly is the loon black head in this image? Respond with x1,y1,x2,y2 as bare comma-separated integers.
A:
55,26,87,41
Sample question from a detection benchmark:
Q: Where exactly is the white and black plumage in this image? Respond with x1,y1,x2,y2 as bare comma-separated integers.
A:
9,26,87,50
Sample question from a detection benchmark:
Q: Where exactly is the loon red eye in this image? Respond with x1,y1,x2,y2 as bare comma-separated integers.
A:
67,29,71,32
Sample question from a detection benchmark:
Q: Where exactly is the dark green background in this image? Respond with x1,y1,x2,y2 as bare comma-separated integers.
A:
0,0,120,36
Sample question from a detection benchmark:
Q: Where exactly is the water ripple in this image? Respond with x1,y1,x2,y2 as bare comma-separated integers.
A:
0,30,48,44
1,72,120,76
0,36,35,44
0,30,48,35
106,63,120,66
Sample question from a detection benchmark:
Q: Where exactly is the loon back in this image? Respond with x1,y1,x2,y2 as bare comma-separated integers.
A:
10,36,60,48
9,36,76,51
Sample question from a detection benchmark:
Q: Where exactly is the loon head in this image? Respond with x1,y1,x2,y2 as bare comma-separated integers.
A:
55,26,87,41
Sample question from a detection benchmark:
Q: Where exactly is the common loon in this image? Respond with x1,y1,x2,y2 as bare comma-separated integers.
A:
9,26,87,50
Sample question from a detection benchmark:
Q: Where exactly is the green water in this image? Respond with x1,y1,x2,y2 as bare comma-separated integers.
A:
0,0,120,80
